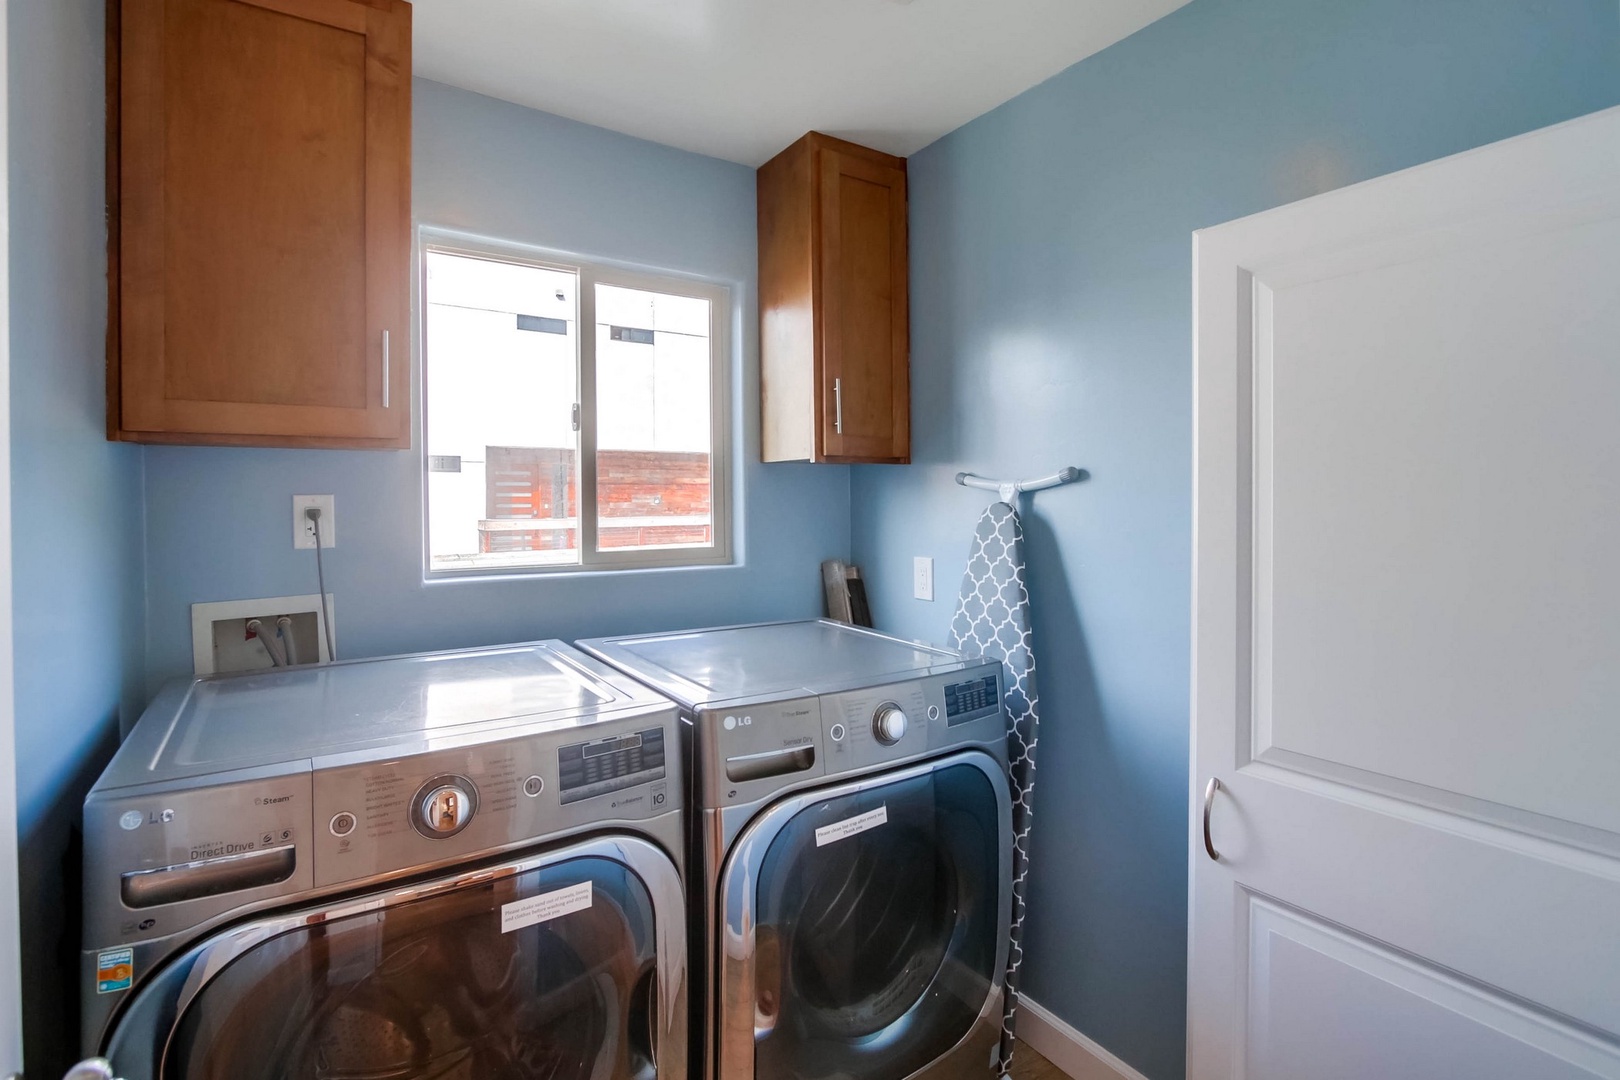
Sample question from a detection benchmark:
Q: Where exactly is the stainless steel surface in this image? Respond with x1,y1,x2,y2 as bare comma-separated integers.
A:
578,619,971,710
716,751,1012,1080
701,669,1004,836
1203,776,1222,861
104,836,687,1080
83,640,688,1075
98,640,664,788
873,702,909,745
119,845,296,909
411,775,477,838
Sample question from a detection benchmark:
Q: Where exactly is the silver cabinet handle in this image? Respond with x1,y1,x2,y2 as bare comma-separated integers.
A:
381,329,391,409
1202,777,1222,861
833,378,843,435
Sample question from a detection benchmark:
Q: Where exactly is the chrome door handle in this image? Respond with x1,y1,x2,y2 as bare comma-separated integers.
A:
1202,777,1222,861
381,329,391,409
833,378,843,434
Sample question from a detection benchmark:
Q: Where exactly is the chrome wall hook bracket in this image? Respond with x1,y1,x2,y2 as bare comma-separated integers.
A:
956,466,1087,502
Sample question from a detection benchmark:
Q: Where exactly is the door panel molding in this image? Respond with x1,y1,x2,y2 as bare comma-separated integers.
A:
1243,891,1619,1079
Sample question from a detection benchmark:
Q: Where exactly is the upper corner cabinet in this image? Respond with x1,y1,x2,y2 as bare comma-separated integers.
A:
759,133,910,463
108,0,412,448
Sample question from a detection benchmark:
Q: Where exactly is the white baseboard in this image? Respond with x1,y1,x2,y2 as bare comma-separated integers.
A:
1014,996,1152,1080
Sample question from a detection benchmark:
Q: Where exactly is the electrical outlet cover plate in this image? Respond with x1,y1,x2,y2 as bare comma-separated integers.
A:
913,556,934,602
293,495,336,549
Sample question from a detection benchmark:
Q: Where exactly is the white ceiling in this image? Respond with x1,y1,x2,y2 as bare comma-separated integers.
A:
410,0,1194,166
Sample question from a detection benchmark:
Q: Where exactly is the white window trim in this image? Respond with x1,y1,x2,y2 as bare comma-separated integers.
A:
418,228,734,578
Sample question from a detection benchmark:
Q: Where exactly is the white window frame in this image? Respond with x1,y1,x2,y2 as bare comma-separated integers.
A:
419,229,733,577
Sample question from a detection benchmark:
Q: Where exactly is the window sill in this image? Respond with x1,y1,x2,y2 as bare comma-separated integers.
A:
422,551,737,586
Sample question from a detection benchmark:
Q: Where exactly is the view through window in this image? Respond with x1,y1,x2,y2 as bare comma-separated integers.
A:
423,245,728,572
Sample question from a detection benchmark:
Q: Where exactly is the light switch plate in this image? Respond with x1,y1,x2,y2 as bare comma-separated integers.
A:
913,556,934,601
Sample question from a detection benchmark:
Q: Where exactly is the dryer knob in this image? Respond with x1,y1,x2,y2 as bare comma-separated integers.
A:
413,777,478,838
873,705,909,745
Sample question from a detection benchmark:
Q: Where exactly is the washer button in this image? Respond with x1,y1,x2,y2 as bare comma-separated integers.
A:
927,705,940,722
829,723,846,742
329,812,357,838
523,775,546,798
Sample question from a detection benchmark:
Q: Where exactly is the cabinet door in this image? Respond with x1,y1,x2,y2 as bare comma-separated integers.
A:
817,148,908,462
115,0,411,447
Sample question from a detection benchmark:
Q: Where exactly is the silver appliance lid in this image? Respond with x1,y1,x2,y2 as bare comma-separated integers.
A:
578,620,970,709
98,641,674,789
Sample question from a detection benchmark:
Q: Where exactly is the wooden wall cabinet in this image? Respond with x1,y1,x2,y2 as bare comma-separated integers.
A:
758,133,909,463
108,0,412,448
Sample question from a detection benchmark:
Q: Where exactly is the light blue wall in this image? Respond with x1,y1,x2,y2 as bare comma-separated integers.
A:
850,2,1620,1077
141,80,851,691
9,2,147,1075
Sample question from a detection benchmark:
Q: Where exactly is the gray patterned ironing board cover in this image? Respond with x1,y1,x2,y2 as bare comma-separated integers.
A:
949,501,1040,1077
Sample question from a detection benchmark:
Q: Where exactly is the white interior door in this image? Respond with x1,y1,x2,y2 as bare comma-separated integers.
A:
1190,104,1620,1080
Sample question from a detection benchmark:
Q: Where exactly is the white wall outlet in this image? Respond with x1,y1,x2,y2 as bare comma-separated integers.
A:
913,556,935,602
293,495,336,549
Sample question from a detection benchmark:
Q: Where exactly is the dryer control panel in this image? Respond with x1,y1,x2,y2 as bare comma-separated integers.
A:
697,658,1006,809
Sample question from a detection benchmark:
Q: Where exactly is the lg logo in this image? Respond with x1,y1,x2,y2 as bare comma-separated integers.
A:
122,808,175,831
722,714,754,731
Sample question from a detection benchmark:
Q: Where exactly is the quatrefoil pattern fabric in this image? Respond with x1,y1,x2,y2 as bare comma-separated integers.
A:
948,501,1040,1077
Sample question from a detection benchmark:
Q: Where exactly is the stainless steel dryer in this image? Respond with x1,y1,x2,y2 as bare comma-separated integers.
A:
80,641,688,1080
579,620,1010,1080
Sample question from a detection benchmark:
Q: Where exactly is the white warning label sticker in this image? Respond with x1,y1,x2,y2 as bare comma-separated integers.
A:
501,880,593,933
814,805,888,847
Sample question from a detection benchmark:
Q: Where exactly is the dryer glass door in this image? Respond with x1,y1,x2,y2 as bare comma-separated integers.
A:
124,840,679,1080
738,756,1007,1080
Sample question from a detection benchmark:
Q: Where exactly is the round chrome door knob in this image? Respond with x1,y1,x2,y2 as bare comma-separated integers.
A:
412,775,478,839
872,704,909,745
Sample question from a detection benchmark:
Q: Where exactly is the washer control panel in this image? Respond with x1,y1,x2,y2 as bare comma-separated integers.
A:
311,712,679,888
557,727,666,804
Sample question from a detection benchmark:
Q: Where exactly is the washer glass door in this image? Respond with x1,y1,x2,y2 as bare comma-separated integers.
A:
134,842,676,1080
743,758,1005,1080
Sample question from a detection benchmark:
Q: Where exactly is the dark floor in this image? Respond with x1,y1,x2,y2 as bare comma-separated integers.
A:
1009,1039,1069,1080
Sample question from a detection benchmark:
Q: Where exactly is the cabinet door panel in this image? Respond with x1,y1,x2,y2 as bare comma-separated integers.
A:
117,0,410,447
817,149,908,462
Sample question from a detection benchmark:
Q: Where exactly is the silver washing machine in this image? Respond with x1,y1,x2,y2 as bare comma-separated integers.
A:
579,620,1010,1080
80,641,688,1080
